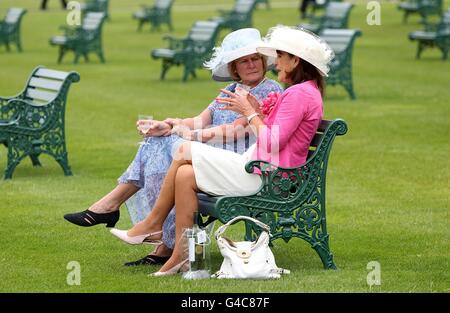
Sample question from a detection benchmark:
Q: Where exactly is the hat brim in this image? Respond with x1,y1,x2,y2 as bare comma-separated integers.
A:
256,43,329,77
212,44,276,82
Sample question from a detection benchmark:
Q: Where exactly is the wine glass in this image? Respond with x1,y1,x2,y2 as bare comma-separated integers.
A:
138,114,153,145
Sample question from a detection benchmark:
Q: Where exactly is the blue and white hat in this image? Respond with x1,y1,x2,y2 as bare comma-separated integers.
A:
204,28,275,82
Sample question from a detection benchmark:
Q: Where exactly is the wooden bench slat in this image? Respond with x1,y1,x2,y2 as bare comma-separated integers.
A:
29,78,63,91
25,88,57,102
35,68,69,80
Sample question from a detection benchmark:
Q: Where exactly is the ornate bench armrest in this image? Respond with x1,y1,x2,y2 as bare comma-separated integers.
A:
1,98,53,131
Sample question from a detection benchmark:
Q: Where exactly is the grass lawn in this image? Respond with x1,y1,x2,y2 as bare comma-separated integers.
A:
0,0,449,293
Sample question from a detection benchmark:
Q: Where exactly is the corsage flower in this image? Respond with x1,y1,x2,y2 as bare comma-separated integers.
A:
260,92,280,115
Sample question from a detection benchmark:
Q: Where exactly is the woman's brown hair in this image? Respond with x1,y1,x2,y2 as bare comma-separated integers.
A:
228,54,268,82
284,52,325,97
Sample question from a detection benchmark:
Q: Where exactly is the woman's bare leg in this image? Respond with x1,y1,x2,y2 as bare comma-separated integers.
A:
89,183,140,213
127,143,193,236
158,163,198,272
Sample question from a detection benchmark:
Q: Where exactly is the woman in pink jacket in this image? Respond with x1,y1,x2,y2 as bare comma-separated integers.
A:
109,25,335,276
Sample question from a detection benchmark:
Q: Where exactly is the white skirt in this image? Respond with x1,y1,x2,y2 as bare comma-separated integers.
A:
191,142,261,196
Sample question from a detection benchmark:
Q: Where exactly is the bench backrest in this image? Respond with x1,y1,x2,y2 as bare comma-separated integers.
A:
234,0,258,14
82,12,106,30
154,0,174,9
22,68,80,106
188,20,221,42
4,8,26,24
320,28,361,55
322,2,354,28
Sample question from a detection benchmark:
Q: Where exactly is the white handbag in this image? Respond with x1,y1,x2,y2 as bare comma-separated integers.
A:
213,216,290,279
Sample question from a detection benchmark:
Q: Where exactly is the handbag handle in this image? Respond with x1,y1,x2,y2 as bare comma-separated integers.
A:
214,216,271,240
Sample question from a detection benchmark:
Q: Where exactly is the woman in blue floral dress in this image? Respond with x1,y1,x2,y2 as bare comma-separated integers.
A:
64,28,283,265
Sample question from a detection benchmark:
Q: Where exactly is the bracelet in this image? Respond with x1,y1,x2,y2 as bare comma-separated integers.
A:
192,129,201,142
246,112,259,123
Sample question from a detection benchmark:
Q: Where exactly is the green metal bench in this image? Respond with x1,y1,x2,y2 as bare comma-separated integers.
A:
409,9,450,60
398,0,443,24
133,0,174,32
151,20,221,81
299,1,354,34
0,8,27,52
209,0,258,31
0,66,80,179
81,0,110,20
198,118,348,270
49,12,107,64
322,28,362,100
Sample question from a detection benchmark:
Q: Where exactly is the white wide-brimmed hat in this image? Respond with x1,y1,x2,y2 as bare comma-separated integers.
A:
256,25,334,76
204,28,275,82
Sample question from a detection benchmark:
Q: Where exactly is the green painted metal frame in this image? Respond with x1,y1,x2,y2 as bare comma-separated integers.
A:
0,66,80,179
0,8,27,52
198,118,348,270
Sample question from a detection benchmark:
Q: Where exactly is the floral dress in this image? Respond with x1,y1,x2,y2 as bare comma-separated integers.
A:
118,78,283,249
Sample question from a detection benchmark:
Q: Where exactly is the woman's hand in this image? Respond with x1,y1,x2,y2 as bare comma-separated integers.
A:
163,117,183,129
216,89,257,117
171,124,195,141
136,120,172,137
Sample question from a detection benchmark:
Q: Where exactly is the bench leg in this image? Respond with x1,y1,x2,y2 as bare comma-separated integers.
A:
311,237,337,270
97,49,105,63
160,61,171,80
16,38,23,52
4,142,26,179
29,154,42,167
416,42,425,59
137,20,144,32
74,52,81,64
57,47,65,64
55,152,73,176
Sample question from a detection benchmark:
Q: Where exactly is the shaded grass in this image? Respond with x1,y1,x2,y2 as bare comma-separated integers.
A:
0,0,449,292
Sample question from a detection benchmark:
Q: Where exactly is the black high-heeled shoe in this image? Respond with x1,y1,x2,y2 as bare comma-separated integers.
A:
124,254,171,266
63,210,120,227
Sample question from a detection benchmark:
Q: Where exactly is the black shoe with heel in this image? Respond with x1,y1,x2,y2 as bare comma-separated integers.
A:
64,210,120,227
124,254,171,266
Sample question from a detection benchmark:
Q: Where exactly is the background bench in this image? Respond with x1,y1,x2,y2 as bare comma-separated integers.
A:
0,66,80,179
409,8,450,60
0,8,27,52
322,28,362,100
299,1,354,34
151,20,221,81
133,0,174,32
49,12,107,64
398,0,443,24
198,118,348,270
209,0,258,31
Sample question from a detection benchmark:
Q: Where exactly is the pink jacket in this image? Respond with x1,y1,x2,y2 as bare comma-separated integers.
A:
253,80,323,167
